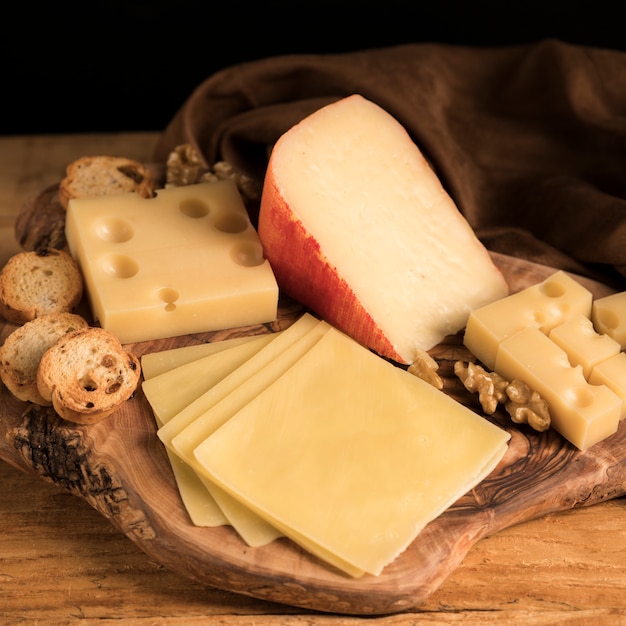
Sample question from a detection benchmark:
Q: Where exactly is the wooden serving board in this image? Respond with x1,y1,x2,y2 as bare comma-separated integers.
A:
0,251,624,616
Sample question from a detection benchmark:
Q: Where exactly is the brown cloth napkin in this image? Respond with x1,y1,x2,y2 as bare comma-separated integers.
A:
155,39,626,289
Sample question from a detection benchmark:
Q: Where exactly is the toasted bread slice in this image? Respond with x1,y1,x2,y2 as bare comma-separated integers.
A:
59,155,154,209
36,326,141,424
0,312,89,404
0,248,84,324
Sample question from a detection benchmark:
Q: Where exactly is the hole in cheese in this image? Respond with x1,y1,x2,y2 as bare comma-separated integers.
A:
100,254,138,279
158,287,179,312
94,217,134,243
214,213,249,234
539,279,567,298
230,242,265,268
565,385,596,408
179,198,209,219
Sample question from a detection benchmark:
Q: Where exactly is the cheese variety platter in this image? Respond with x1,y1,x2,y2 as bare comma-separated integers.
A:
1,246,625,615
1,95,625,615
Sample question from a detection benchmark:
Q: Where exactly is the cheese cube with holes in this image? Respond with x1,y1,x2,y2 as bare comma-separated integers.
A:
65,180,278,344
258,94,508,364
591,291,626,349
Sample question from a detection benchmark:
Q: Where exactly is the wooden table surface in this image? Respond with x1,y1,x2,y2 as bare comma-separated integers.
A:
1,133,625,625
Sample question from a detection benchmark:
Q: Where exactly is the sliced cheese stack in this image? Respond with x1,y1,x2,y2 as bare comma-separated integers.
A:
464,271,624,450
142,313,510,577
258,94,509,365
143,333,276,527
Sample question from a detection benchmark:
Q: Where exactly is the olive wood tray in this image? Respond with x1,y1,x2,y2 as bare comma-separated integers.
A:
0,251,624,616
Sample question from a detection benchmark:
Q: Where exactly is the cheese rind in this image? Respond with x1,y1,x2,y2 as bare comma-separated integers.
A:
65,180,278,344
193,327,510,576
259,94,508,364
494,326,621,450
591,291,626,349
464,271,593,370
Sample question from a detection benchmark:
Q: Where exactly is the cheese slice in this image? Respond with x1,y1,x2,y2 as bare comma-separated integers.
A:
158,447,228,527
193,327,510,576
157,313,320,450
144,333,278,527
151,395,226,528
258,94,509,364
65,180,278,343
142,333,275,423
168,318,331,547
170,320,331,546
141,335,263,379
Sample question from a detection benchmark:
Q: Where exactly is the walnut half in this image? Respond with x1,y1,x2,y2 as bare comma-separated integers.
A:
407,349,443,390
454,360,551,432
504,379,551,432
165,144,262,202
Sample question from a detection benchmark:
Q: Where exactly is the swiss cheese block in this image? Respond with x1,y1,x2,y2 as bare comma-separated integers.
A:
65,180,278,344
193,326,510,577
589,352,626,420
258,94,509,364
464,271,593,370
495,327,621,450
591,291,626,349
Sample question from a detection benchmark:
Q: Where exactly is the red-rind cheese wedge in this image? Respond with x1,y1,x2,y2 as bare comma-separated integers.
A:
258,94,509,364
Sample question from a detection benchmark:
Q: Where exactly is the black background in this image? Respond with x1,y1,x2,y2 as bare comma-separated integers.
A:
2,1,624,135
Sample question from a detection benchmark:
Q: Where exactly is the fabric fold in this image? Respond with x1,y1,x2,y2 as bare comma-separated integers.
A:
155,40,626,287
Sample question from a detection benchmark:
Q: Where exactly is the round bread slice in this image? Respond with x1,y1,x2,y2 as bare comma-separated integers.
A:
36,327,141,425
0,312,89,404
59,155,154,210
0,248,84,324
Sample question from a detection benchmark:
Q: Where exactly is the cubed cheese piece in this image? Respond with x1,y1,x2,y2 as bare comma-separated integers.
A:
464,271,593,370
65,180,278,344
494,327,621,450
258,94,508,364
548,314,621,379
591,291,626,349
589,352,626,420
193,326,510,577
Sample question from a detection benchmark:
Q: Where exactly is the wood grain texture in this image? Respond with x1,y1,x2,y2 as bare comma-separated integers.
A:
1,245,623,616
